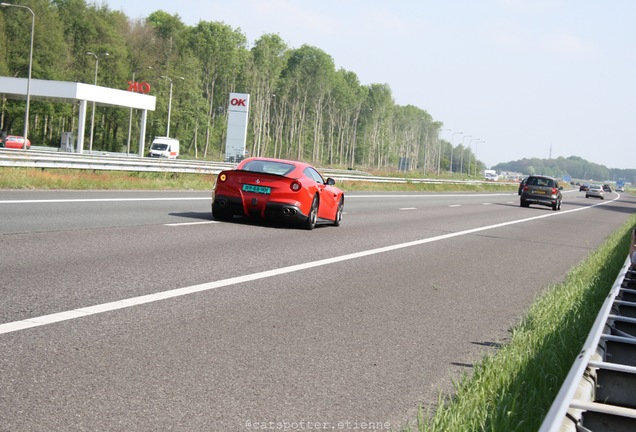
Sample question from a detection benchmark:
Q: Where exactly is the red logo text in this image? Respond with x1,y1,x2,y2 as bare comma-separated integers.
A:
127,81,151,94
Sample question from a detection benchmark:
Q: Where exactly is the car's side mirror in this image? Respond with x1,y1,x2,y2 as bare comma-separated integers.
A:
559,186,563,190
326,177,336,186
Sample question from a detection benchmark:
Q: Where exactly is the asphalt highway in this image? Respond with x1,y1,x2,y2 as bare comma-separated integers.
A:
1,187,634,431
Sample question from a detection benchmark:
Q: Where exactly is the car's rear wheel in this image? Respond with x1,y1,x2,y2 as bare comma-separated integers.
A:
333,197,344,227
212,204,233,221
304,196,318,230
520,199,529,208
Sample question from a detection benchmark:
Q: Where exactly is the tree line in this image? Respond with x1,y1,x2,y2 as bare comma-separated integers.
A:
494,156,636,184
0,0,486,174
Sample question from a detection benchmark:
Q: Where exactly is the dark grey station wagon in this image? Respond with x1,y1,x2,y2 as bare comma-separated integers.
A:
520,175,563,211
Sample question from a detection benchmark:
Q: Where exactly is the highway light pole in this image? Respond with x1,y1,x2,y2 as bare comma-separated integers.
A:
475,140,485,177
161,75,184,137
450,131,463,174
1,2,34,150
86,51,109,153
470,138,480,176
460,135,472,175
437,128,451,175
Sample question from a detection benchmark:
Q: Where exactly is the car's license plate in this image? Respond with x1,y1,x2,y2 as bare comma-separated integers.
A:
533,189,546,194
242,184,271,194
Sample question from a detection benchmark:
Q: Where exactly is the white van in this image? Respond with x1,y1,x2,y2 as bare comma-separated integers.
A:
484,169,498,181
148,137,180,159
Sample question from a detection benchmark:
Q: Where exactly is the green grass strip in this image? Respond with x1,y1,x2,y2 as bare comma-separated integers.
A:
0,168,218,190
0,167,517,192
407,214,636,432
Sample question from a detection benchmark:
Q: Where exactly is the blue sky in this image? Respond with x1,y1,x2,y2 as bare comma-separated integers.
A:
106,0,636,169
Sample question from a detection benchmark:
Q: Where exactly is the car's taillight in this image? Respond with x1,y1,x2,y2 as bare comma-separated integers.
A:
551,188,557,194
218,173,227,182
290,180,302,191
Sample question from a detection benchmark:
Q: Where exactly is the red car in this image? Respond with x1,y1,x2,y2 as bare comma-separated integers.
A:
212,157,344,230
2,135,31,149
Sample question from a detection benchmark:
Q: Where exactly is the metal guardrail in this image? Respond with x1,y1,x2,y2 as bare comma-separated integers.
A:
0,148,234,175
0,148,513,186
539,256,636,432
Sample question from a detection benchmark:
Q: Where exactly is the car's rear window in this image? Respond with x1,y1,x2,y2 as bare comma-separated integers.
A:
241,160,295,176
529,177,554,187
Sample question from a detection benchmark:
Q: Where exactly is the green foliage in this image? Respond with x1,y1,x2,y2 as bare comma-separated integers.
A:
495,155,635,182
0,0,489,173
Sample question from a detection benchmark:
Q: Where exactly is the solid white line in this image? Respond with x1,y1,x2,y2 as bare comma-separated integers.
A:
0,193,514,205
0,195,620,336
449,204,462,207
0,197,210,204
164,221,219,226
399,207,417,210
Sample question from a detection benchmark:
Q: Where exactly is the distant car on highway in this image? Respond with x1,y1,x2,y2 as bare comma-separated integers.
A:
616,185,625,192
602,184,612,192
1,135,31,149
520,175,562,211
211,157,344,230
579,183,589,192
586,184,604,199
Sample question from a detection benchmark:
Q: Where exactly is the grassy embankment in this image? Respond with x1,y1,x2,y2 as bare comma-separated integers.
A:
2,167,633,431
406,216,635,432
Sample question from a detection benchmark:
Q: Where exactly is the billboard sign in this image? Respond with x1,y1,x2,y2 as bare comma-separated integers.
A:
225,92,250,162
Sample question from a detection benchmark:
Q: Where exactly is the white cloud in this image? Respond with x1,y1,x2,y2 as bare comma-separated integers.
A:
496,0,556,14
540,30,591,56
487,26,526,50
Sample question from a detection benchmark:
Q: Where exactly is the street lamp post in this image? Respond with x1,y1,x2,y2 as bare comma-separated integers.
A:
1,2,34,150
437,128,451,175
450,131,463,174
460,135,472,175
86,51,109,153
469,138,480,176
475,140,485,177
161,75,184,137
